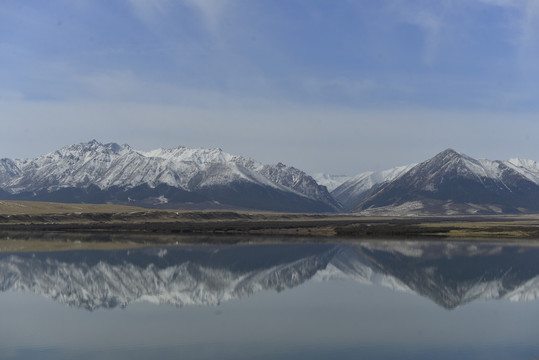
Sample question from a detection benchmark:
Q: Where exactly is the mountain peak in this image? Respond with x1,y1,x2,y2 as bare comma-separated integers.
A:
59,140,129,156
423,148,483,172
0,141,338,212
433,148,462,160
354,149,539,215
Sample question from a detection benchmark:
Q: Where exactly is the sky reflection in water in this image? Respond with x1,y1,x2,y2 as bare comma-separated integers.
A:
1,240,538,360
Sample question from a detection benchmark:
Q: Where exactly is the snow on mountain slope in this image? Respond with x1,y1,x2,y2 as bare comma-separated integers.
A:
332,164,416,211
4,143,539,214
504,158,539,185
311,173,351,192
354,149,539,215
0,140,338,211
258,164,339,208
0,158,21,184
395,149,538,194
6,141,270,192
325,154,539,212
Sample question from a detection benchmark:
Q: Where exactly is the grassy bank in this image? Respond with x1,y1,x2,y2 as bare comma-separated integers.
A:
2,200,539,241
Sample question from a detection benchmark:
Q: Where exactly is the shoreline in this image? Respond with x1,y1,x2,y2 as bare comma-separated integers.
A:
2,201,539,250
2,211,539,238
2,229,539,254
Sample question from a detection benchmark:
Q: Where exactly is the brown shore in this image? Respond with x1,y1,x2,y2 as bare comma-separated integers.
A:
2,201,539,251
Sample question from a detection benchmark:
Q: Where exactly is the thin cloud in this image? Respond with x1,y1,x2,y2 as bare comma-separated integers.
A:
518,1,539,72
126,0,231,36
125,0,173,26
477,0,521,7
387,1,447,65
479,0,539,71
183,0,231,35
411,11,443,65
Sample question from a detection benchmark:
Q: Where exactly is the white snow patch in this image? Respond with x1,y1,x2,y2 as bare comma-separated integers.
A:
311,173,351,191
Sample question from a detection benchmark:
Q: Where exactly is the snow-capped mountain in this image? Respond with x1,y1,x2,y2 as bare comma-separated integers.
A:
332,164,416,211
0,140,340,212
3,143,539,214
1,242,538,310
336,149,539,215
311,173,351,192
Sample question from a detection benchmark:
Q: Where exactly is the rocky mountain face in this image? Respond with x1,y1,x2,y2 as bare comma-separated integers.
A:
311,173,351,192
0,140,340,212
1,242,538,310
332,164,416,211
3,142,539,215
333,149,539,215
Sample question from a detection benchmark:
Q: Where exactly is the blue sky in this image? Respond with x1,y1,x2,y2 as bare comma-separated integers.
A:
1,0,539,174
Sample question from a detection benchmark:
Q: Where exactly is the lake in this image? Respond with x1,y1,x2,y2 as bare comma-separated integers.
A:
1,239,539,359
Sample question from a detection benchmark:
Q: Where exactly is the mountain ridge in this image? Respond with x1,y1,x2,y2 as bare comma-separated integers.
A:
332,163,417,211
0,140,339,213
358,149,539,214
3,143,539,214
331,148,539,215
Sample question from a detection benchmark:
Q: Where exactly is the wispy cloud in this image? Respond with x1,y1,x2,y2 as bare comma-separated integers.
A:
517,1,539,72
411,11,443,64
386,1,448,65
124,0,173,26
125,0,231,36
479,0,539,71
183,0,231,35
402,9,444,65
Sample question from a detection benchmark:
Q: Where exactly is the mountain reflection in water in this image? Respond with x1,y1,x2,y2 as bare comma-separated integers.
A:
1,241,538,310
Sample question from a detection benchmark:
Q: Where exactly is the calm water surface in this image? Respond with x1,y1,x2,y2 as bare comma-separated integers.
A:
1,239,539,359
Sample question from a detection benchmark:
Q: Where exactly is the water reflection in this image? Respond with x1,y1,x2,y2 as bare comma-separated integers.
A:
1,241,538,310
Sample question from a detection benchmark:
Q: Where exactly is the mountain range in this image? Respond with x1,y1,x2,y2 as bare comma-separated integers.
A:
2,141,539,214
0,140,339,213
1,242,538,310
333,148,539,215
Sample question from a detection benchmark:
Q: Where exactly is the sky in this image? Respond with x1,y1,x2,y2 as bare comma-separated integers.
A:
1,0,539,175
